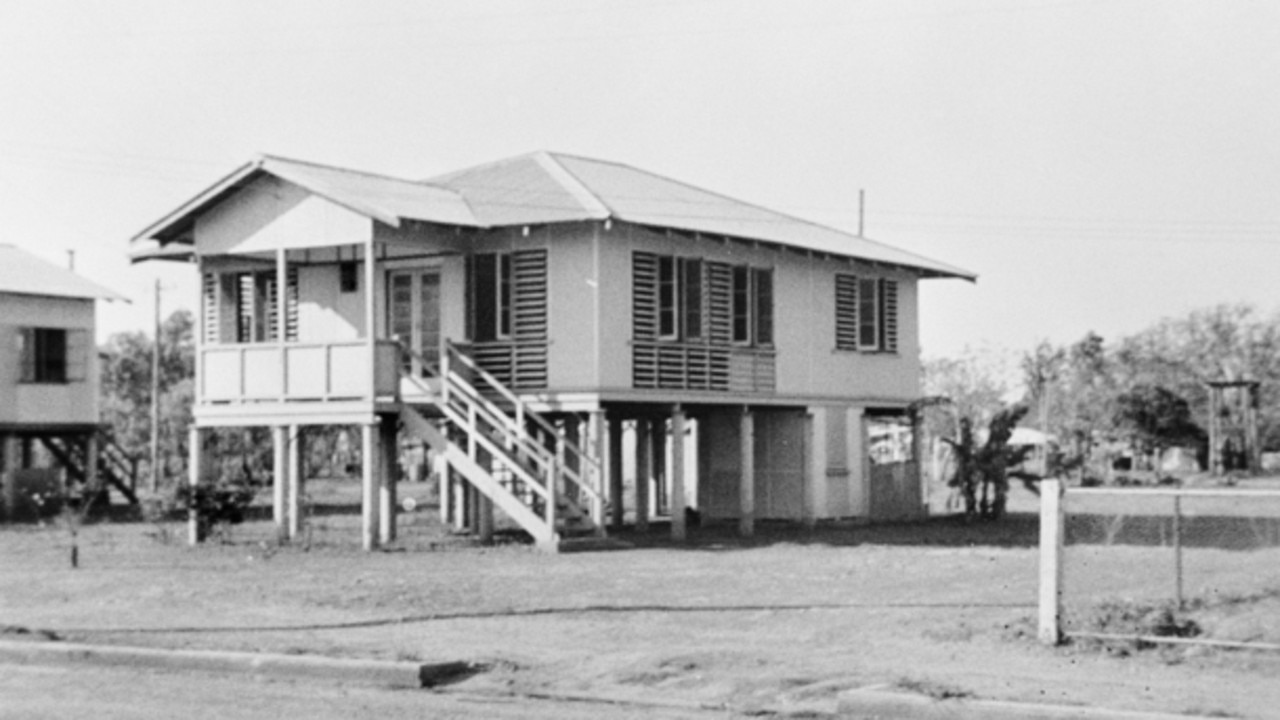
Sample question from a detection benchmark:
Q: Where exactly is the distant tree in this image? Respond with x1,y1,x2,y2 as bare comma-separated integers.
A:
99,310,196,489
1116,304,1280,454
922,347,1011,439
922,347,1013,492
1020,340,1066,433
1113,384,1206,468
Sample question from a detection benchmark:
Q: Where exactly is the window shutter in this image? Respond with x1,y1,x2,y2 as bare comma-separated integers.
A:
881,279,899,353
202,273,219,345
632,252,659,340
511,250,548,341
236,273,255,342
511,249,548,388
286,267,299,341
18,327,35,382
264,273,279,342
65,329,89,382
706,262,732,344
835,274,859,350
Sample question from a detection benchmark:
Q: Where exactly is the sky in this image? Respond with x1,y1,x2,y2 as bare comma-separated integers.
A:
1,0,1276,362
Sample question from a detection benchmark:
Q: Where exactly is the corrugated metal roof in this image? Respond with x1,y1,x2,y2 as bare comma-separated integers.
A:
553,153,975,279
0,245,126,301
260,156,478,228
428,151,975,280
427,153,604,226
134,151,974,280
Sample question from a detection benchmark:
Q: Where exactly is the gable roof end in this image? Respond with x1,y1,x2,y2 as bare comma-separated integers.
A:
129,154,480,262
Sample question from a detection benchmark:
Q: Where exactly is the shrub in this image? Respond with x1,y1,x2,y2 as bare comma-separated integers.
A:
175,477,256,541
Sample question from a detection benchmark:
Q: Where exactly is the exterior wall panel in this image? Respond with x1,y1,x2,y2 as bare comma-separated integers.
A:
0,294,98,427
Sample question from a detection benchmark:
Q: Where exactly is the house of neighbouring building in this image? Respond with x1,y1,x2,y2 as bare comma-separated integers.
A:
129,152,975,550
0,244,133,519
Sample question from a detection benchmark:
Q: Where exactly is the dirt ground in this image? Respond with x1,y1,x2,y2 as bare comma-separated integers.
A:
3,480,1279,719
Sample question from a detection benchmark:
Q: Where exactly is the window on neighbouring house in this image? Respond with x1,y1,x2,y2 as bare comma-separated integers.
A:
467,252,513,342
18,327,88,384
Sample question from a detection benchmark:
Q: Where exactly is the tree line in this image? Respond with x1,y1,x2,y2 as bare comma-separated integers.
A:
923,304,1280,516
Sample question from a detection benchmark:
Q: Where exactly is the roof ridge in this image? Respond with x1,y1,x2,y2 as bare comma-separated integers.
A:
423,150,548,184
535,151,612,218
259,153,455,192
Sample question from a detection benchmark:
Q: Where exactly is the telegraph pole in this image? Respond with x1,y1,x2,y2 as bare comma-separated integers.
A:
150,279,161,493
858,189,865,237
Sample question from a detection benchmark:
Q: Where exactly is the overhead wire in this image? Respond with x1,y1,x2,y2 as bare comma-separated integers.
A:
1,143,1276,246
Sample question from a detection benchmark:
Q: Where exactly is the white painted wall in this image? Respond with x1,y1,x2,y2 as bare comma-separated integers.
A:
194,176,372,256
0,294,98,427
593,222,923,404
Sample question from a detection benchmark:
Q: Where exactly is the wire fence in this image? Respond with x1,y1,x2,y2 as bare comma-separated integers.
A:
1039,480,1280,652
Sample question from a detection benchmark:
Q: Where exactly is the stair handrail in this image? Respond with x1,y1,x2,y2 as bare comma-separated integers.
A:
401,347,556,483
443,340,604,497
96,431,139,488
399,372,553,503
399,341,603,508
401,367,554,493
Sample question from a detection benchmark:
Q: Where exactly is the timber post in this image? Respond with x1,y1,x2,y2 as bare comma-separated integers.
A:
671,408,687,541
1038,478,1064,645
739,408,755,538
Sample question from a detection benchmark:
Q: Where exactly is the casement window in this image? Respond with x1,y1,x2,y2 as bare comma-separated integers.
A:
656,256,704,341
731,265,773,346
203,269,298,344
466,253,514,342
18,327,88,384
835,274,898,353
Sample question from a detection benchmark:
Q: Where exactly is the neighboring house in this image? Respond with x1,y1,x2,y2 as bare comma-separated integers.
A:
130,152,974,550
0,245,130,519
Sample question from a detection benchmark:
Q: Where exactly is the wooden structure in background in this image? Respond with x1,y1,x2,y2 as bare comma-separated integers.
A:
1208,379,1261,476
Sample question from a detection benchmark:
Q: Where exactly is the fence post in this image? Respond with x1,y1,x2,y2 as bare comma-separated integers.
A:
1039,478,1064,645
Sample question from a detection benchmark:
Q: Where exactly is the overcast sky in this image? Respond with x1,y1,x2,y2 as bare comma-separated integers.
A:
1,0,1276,362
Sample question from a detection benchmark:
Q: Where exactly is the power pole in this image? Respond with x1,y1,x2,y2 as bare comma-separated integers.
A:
858,189,865,237
150,279,162,493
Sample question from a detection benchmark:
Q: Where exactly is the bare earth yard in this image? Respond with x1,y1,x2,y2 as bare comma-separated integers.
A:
2,480,1279,719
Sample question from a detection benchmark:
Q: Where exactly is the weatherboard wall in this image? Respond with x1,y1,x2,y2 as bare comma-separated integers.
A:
593,222,922,404
0,294,98,428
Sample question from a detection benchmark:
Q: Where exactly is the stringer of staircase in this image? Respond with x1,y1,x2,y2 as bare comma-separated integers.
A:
39,431,140,506
399,341,604,551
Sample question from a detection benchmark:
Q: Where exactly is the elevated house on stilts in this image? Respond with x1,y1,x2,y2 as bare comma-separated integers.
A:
0,245,133,520
130,152,974,550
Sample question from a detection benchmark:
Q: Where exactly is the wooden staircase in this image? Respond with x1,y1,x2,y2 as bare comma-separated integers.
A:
399,342,604,551
39,431,140,506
